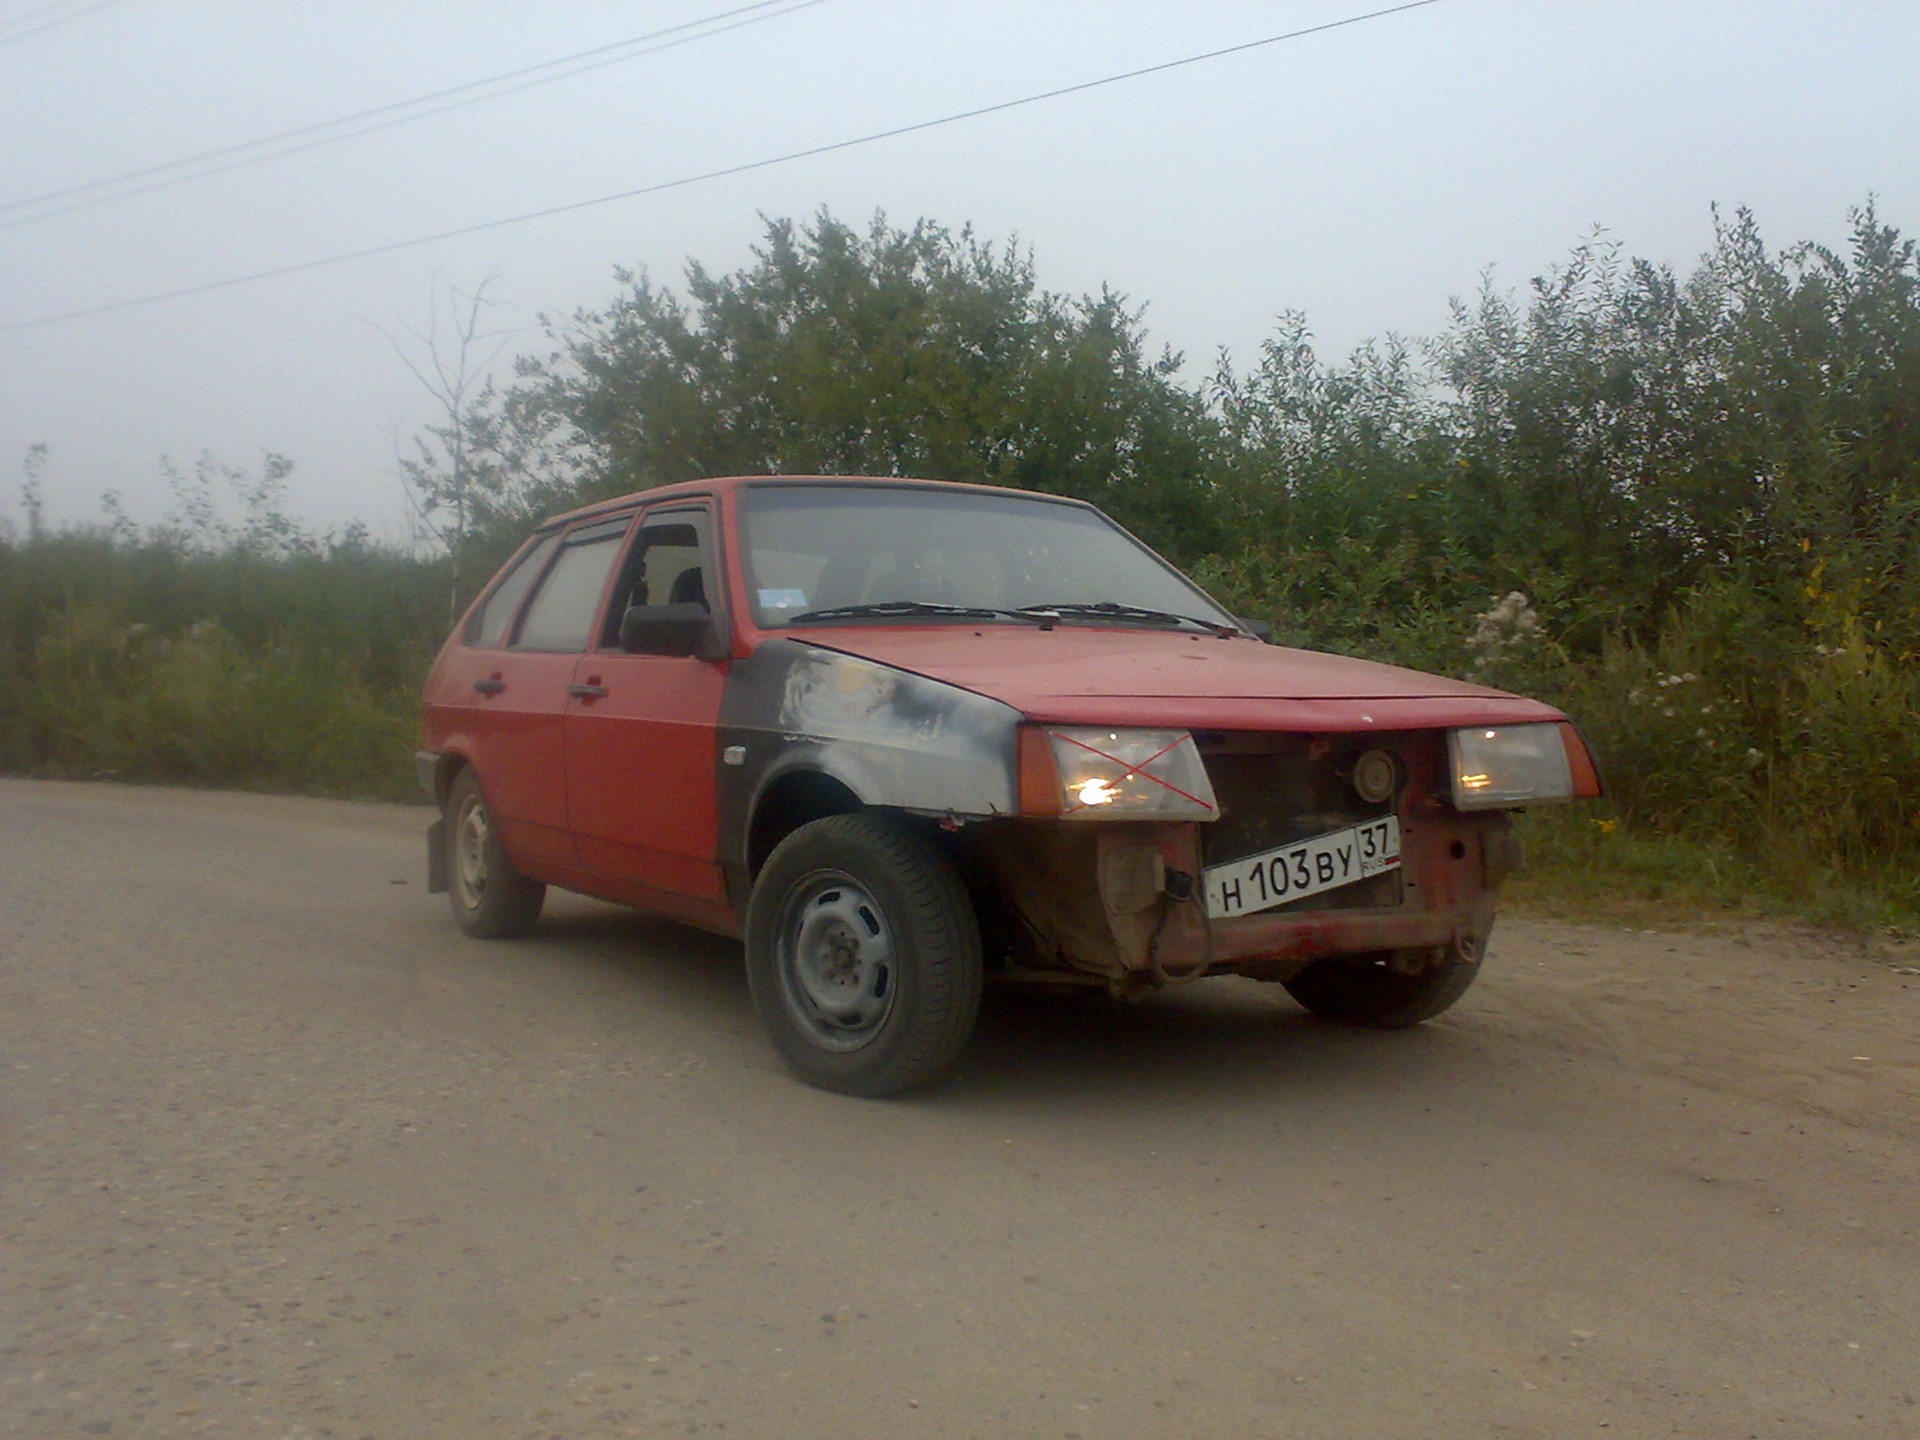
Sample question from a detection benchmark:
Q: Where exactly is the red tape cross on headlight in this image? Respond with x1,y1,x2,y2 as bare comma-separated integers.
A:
1053,730,1217,817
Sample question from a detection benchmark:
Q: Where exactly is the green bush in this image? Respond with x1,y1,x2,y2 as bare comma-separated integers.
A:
11,598,422,798
0,520,439,800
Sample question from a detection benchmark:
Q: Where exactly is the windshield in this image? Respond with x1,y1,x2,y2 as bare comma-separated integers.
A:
741,483,1237,631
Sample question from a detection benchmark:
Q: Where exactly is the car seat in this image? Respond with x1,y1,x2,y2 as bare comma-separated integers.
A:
668,566,708,610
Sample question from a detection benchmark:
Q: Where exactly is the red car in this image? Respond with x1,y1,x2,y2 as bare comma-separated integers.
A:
419,476,1599,1094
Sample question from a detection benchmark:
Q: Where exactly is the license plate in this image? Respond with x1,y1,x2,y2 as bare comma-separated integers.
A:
1203,816,1400,919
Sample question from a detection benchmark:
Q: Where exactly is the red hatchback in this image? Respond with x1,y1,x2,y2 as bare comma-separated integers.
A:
419,476,1599,1094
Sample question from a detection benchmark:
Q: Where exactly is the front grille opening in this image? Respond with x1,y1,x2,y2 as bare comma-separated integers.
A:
1197,733,1409,913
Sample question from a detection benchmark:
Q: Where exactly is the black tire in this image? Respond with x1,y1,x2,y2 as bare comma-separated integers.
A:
444,769,545,939
1281,945,1480,1028
746,813,984,1097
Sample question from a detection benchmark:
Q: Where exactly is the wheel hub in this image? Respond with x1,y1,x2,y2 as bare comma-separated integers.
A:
781,877,897,1050
455,802,490,900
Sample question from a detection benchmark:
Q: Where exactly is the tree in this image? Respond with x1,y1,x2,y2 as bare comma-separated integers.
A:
383,274,526,623
502,211,1222,559
18,443,48,544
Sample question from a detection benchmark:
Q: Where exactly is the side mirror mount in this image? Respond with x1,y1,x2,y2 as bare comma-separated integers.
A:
619,603,730,660
1238,617,1273,643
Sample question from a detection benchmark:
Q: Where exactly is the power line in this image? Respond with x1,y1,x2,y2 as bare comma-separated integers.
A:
0,0,126,47
1,0,809,218
0,1,1441,336
0,0,821,226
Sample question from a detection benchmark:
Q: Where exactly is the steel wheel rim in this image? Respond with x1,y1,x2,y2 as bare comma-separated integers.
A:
776,869,898,1052
454,796,490,907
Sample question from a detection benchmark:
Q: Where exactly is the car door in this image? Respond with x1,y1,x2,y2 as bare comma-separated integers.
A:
475,516,631,869
425,528,557,767
563,503,728,903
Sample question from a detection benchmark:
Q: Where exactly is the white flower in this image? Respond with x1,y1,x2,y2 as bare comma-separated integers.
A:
1467,591,1544,669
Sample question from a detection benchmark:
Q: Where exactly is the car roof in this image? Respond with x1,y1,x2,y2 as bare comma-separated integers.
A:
535,474,1097,531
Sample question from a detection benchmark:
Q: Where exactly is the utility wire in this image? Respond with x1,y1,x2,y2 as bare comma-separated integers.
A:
0,0,820,226
0,0,1440,336
0,0,126,47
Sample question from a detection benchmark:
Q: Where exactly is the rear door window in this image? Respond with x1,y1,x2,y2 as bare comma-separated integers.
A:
512,518,630,653
468,533,559,648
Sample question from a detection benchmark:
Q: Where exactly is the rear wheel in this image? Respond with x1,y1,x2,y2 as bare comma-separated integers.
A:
746,813,983,1097
445,769,545,939
1281,944,1480,1028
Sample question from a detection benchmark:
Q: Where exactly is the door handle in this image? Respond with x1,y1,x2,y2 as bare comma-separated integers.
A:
473,678,506,696
567,683,610,699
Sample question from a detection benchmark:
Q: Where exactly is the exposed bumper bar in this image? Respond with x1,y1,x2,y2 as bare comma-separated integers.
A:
1152,905,1485,974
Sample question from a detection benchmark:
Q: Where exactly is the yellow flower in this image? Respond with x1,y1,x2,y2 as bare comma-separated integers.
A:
1594,818,1618,835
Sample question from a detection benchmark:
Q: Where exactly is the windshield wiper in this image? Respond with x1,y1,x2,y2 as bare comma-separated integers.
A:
788,599,1041,625
1014,601,1243,637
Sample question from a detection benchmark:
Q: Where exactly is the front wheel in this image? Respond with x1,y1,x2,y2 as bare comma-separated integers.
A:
444,769,545,939
1281,944,1480,1028
746,814,983,1097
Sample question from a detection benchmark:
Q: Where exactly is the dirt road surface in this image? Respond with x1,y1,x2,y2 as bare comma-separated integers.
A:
3,779,1917,1439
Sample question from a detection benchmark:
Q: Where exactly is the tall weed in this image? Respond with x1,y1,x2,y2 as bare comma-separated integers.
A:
0,514,440,799
18,601,419,797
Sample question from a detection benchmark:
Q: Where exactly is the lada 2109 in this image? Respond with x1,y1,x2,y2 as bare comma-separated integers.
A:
418,476,1600,1095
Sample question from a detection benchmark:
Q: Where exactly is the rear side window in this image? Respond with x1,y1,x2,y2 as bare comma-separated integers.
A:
513,520,629,653
468,533,559,648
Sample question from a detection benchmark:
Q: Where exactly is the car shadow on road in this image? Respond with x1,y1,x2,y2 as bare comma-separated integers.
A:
507,898,1491,1107
944,979,1487,1111
519,896,752,1015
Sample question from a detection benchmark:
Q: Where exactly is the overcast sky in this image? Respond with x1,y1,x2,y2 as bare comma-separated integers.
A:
3,0,1915,540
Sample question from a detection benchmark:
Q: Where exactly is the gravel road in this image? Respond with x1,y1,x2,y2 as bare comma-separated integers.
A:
3,778,1917,1438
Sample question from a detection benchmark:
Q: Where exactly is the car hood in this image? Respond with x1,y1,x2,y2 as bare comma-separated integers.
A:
791,625,1566,732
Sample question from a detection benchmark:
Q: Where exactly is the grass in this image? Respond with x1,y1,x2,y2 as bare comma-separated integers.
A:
1506,806,1920,937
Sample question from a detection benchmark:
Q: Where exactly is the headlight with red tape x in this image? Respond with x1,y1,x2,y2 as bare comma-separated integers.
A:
1017,726,1219,820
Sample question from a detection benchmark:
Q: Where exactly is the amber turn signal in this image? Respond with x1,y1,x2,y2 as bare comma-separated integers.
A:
1017,725,1064,817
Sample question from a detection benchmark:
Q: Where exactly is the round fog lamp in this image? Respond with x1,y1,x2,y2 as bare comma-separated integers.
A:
1352,749,1397,804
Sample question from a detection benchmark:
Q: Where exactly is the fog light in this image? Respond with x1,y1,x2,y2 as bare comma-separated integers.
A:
1352,748,1396,804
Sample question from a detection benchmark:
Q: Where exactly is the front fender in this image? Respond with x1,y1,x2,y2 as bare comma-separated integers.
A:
717,638,1024,871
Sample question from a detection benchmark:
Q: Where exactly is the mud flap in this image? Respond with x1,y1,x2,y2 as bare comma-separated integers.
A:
426,818,447,894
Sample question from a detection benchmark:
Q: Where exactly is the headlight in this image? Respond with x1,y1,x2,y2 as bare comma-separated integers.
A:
1449,723,1575,809
1023,727,1219,820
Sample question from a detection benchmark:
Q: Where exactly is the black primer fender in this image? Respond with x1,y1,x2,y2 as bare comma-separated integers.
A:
717,637,1022,903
